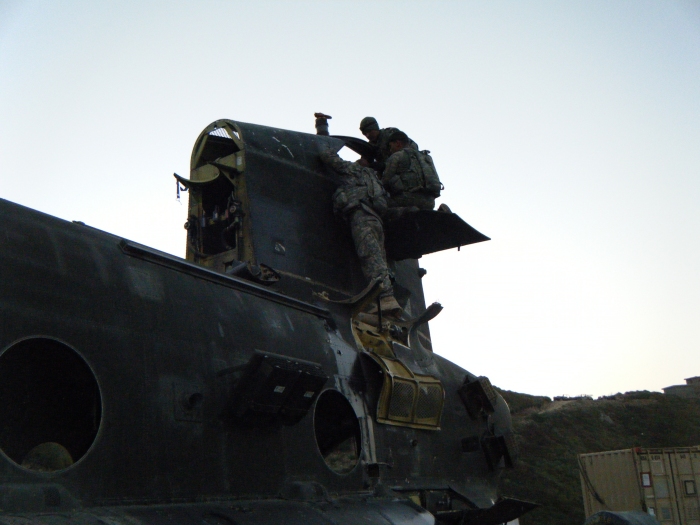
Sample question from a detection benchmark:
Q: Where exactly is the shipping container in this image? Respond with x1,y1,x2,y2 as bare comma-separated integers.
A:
579,447,700,524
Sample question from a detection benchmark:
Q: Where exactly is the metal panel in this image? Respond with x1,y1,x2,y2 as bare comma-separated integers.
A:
580,449,643,516
384,210,489,261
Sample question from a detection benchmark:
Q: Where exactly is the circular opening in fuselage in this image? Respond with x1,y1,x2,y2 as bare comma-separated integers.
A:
0,338,101,472
313,390,361,474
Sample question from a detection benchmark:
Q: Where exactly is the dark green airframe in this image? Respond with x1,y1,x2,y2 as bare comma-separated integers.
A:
0,119,535,525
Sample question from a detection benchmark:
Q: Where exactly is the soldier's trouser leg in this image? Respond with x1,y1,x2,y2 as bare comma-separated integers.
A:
349,211,392,291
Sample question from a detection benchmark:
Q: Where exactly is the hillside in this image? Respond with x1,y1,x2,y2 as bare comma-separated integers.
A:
496,389,700,525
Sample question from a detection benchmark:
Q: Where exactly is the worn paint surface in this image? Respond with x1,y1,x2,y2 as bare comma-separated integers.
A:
0,120,532,525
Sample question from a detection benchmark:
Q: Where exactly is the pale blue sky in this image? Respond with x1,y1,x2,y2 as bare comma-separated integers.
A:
1,1,699,397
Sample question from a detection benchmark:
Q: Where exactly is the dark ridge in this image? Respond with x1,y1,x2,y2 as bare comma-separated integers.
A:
498,389,700,525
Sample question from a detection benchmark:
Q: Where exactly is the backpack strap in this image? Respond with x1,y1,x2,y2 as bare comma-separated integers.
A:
406,148,428,189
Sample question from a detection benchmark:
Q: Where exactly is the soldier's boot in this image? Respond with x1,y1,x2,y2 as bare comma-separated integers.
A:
366,294,403,320
379,294,403,319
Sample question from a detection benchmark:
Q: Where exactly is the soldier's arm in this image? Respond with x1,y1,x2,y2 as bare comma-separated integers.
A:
319,149,355,175
375,127,399,172
386,150,413,194
381,153,397,186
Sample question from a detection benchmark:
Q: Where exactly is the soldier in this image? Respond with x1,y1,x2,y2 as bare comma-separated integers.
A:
382,131,442,211
358,117,418,173
318,148,402,318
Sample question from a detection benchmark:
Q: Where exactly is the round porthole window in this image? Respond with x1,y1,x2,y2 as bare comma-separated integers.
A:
313,390,361,474
0,338,101,472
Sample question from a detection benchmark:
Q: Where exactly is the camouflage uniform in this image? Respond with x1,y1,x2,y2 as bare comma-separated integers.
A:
370,128,419,173
349,213,390,291
319,149,392,291
382,148,436,211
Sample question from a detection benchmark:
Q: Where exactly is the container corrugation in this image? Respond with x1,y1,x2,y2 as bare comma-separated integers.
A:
579,447,700,525
580,448,642,516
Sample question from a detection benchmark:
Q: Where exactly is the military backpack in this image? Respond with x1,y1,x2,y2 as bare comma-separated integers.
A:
407,149,443,198
386,149,443,198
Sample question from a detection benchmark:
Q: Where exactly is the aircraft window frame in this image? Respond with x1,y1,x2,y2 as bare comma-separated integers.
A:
313,390,361,475
0,337,102,472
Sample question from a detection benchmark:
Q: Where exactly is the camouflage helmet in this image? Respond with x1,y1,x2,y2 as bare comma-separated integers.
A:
359,117,379,133
388,130,409,143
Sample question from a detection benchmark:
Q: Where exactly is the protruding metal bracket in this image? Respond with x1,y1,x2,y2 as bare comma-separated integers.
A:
481,431,518,470
394,301,443,331
435,497,538,525
458,376,497,420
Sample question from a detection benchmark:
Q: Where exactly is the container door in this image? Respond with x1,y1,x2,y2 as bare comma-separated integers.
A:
649,453,677,523
669,450,700,524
